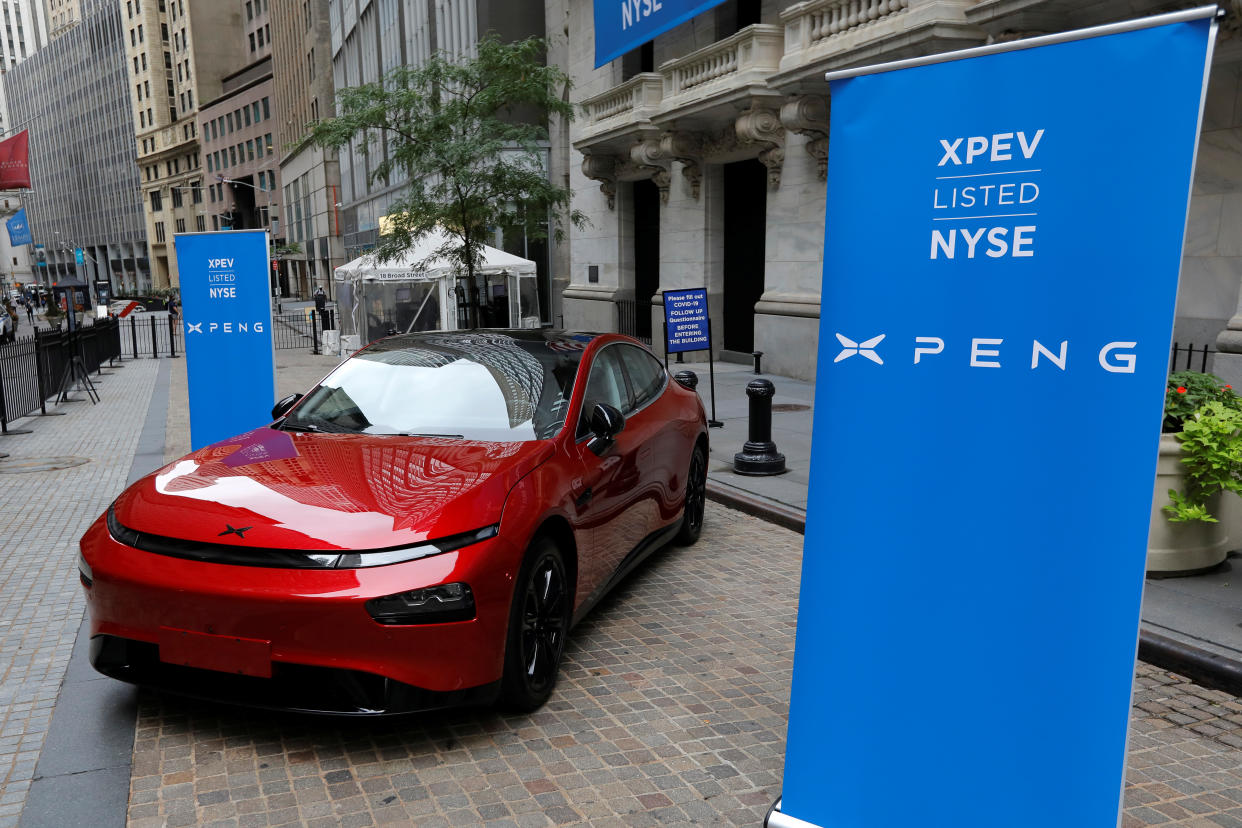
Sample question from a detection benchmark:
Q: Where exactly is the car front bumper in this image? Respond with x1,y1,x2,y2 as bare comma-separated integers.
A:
78,513,522,714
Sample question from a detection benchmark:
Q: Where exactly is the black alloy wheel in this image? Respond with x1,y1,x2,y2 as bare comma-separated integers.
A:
676,445,707,545
499,538,570,712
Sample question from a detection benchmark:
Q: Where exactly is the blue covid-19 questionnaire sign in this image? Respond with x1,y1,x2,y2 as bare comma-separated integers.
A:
772,9,1217,828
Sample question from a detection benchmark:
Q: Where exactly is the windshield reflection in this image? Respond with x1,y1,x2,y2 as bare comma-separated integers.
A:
285,333,580,442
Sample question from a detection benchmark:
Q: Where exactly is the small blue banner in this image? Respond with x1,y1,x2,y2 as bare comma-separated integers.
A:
593,0,727,67
174,230,276,450
74,247,84,266
777,11,1216,828
663,288,710,353
6,208,31,246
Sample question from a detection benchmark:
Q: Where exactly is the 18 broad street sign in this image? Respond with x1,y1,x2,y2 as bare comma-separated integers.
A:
770,8,1218,828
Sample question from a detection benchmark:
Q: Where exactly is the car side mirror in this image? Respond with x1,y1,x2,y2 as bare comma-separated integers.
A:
271,393,303,420
587,403,624,456
673,370,699,390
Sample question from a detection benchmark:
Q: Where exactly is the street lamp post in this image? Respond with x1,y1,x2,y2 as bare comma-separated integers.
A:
218,173,282,309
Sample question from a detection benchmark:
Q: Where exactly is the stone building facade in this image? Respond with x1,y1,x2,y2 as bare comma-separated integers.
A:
556,0,1242,382
271,0,343,301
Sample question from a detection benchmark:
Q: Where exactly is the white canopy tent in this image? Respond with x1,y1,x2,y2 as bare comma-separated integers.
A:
333,226,541,348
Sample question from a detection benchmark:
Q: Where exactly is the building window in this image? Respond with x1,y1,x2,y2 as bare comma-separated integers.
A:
137,23,143,41
249,32,255,51
142,53,147,70
212,215,219,230
150,191,162,213
187,89,193,108
246,0,253,21
255,140,263,159
139,110,145,128
246,140,254,161
264,133,272,155
155,221,165,242
206,154,213,172
192,183,202,204
196,215,205,231
133,56,138,73
229,146,237,166
252,101,260,123
164,51,171,69
175,218,185,233
172,187,182,207
262,97,270,120
226,112,233,132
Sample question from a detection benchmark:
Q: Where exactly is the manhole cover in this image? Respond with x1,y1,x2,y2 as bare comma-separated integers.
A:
771,403,811,413
0,456,91,473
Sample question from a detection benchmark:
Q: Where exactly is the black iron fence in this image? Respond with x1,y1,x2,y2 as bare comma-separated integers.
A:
0,319,124,433
1169,342,1215,374
615,299,651,346
116,314,181,359
272,309,321,352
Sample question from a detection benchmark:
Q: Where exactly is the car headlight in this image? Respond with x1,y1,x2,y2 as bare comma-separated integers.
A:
365,582,475,625
105,503,498,570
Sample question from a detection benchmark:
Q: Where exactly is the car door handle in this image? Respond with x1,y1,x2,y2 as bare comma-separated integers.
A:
574,486,593,508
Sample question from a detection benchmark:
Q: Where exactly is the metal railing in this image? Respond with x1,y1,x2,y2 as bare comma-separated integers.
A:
1169,342,1215,374
614,299,652,346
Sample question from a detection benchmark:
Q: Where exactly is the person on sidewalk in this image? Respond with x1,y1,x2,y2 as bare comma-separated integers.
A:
24,300,33,326
314,286,329,330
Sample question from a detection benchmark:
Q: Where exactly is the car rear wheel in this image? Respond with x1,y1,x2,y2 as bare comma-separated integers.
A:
675,445,707,546
498,537,570,713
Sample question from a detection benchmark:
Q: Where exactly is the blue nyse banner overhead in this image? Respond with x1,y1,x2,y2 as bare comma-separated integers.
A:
175,230,276,451
593,0,727,67
6,208,31,246
773,10,1216,828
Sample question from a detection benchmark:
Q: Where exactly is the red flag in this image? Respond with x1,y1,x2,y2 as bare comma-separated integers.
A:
0,130,31,189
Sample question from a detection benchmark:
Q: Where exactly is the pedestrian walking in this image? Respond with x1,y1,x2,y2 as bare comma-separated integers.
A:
24,300,33,326
314,286,329,330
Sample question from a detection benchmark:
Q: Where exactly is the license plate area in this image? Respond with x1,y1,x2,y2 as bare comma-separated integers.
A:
158,627,272,678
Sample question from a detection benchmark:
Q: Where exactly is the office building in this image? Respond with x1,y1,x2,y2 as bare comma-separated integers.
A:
271,0,341,300
9,0,146,291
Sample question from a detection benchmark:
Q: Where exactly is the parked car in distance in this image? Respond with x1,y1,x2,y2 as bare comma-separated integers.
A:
78,330,709,715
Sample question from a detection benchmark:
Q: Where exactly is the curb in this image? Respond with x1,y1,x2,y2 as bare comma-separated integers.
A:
705,483,806,534
705,485,1242,698
1138,630,1242,698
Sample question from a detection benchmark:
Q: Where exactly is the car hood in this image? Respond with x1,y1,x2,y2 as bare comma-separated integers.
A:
112,427,554,550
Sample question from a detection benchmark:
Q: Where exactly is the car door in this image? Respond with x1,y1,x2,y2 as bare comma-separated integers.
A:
613,343,679,531
570,344,644,602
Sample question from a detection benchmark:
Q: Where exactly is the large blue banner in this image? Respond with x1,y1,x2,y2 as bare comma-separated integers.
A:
174,230,276,451
6,208,31,246
593,0,727,67
775,11,1216,828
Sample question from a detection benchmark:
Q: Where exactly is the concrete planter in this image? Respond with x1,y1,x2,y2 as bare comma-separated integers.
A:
1148,433,1230,575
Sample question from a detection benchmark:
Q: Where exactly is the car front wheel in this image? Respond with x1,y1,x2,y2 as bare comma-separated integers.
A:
675,444,707,546
498,537,571,713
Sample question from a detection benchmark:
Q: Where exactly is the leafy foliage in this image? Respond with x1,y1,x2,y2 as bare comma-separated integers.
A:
308,36,585,326
1165,399,1242,523
1163,370,1238,433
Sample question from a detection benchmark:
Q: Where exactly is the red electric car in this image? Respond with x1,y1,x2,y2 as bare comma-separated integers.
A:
79,330,708,714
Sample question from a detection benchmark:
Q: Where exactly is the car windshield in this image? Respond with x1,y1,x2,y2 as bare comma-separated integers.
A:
283,333,584,442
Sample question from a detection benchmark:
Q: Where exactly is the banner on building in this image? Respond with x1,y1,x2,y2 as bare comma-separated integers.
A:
6,208,31,245
770,8,1218,828
0,130,31,190
174,230,276,450
593,0,728,67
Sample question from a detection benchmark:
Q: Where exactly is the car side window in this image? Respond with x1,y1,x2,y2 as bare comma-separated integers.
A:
578,347,628,437
617,345,666,415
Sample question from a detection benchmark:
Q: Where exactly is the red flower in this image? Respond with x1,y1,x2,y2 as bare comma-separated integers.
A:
1227,385,1233,390
1177,387,1187,394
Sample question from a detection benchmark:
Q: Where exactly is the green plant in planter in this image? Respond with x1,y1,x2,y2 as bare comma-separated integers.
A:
1164,371,1242,522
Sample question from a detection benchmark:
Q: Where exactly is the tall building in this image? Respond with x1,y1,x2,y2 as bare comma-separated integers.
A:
328,0,552,321
271,0,340,300
9,0,146,291
196,0,284,292
125,0,249,290
554,0,1242,382
0,0,48,292
42,0,75,35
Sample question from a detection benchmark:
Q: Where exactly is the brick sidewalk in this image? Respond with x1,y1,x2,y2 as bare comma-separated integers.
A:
0,357,162,828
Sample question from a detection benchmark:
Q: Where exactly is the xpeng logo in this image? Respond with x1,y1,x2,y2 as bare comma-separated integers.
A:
832,332,1139,374
185,321,266,334
835,333,885,364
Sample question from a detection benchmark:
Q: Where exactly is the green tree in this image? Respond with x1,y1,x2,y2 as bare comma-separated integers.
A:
309,35,584,328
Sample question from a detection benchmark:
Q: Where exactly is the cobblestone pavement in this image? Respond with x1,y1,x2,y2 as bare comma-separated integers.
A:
0,357,161,828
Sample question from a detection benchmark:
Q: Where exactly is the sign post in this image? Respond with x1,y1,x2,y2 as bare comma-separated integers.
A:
770,8,1218,828
174,230,276,450
663,287,722,427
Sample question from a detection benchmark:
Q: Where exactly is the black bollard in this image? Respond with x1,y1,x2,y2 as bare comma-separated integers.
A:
733,379,786,475
752,351,764,374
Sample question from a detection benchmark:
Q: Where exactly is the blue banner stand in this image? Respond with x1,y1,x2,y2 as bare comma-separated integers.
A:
174,230,276,450
769,7,1218,828
663,287,722,427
